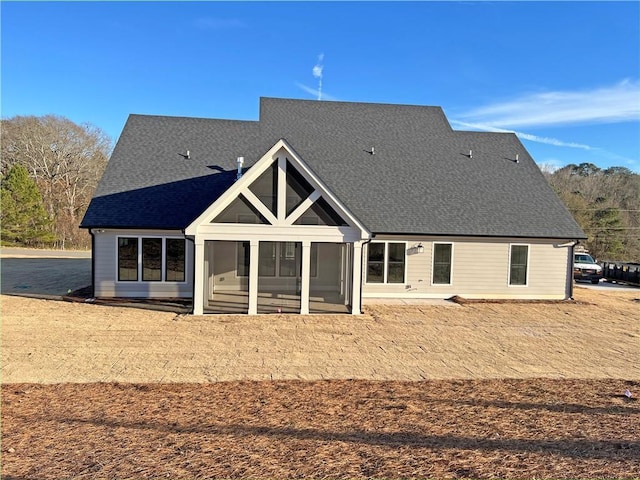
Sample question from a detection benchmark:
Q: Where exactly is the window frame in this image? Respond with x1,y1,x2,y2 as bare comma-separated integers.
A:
365,241,407,285
431,242,453,286
117,237,139,282
116,236,187,284
141,237,163,282
508,243,530,287
165,238,186,282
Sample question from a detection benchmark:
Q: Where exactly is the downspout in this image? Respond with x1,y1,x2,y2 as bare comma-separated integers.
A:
183,232,196,314
359,236,374,314
569,240,579,300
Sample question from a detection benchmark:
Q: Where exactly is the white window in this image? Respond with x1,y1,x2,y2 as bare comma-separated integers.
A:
509,244,529,286
117,237,186,283
366,242,406,284
432,243,453,285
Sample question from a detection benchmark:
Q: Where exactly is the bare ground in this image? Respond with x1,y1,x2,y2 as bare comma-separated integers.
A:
1,287,639,479
2,287,639,383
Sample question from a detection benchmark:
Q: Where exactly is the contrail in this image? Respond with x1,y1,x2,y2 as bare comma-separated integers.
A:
312,53,324,101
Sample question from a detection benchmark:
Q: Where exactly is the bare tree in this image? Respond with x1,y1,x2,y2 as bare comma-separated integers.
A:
544,163,639,262
1,115,111,249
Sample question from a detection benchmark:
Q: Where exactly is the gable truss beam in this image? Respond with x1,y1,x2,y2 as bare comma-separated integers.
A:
240,188,279,225
277,156,287,223
284,190,321,226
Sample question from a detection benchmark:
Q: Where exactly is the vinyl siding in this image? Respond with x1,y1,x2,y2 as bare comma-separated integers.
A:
362,236,571,299
93,230,193,298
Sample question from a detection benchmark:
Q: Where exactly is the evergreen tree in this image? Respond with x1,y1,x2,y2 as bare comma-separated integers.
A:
1,164,55,246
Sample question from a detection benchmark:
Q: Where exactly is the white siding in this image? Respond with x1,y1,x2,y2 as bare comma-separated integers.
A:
93,230,193,298
362,236,571,300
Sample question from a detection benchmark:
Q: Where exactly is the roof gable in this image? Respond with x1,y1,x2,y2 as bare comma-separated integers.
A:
185,139,369,237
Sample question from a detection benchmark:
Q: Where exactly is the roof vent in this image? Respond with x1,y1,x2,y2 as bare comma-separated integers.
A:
236,156,244,180
515,154,519,163
469,149,473,159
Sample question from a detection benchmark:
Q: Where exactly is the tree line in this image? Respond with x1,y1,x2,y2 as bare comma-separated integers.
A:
542,163,639,263
1,115,638,261
1,115,110,249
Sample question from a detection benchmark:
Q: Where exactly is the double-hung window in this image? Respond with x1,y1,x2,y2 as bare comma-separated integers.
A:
432,243,453,285
509,244,529,286
366,242,406,284
118,237,186,282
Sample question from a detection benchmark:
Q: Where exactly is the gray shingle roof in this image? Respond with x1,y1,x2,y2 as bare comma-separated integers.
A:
81,97,586,239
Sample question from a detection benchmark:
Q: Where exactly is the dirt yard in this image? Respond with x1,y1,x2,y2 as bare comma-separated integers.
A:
2,287,639,383
1,287,639,479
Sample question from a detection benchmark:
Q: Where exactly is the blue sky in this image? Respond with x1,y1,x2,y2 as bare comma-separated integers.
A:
2,1,639,172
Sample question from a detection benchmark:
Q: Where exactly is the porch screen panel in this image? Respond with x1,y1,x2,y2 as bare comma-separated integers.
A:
259,242,276,276
212,194,269,224
248,161,278,216
366,243,385,283
387,243,406,283
279,242,300,277
310,243,318,277
293,198,348,226
433,243,452,284
118,237,138,281
142,238,162,281
286,160,314,216
165,239,186,282
237,241,250,277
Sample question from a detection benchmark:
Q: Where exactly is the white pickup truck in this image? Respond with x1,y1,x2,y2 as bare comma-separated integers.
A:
574,253,602,284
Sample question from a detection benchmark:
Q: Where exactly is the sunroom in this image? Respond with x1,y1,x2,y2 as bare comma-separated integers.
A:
185,140,370,315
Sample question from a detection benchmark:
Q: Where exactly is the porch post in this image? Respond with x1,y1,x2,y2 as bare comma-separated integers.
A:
300,241,311,314
351,241,363,314
248,239,259,314
193,238,205,315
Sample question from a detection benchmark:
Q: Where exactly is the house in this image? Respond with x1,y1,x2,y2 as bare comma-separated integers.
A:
80,97,586,315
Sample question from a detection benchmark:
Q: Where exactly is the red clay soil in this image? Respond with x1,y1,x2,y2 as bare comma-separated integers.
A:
2,379,639,479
